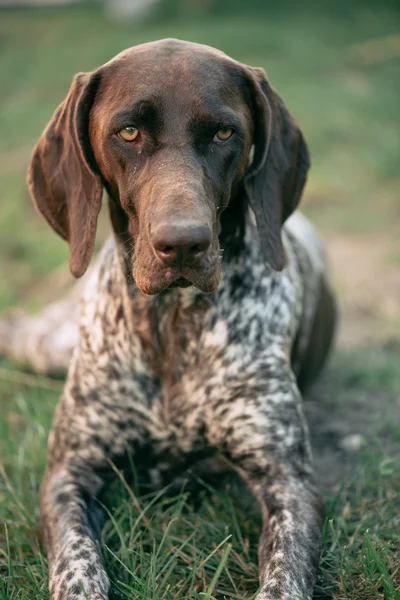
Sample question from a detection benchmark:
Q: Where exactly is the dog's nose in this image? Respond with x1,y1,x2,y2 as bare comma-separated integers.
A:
152,221,211,267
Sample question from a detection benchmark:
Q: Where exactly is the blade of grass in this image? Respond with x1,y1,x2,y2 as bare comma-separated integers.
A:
200,542,232,600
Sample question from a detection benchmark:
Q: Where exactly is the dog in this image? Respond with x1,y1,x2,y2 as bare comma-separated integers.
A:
5,39,338,599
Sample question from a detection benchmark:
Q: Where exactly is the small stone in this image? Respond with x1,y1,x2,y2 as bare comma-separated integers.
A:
340,433,365,452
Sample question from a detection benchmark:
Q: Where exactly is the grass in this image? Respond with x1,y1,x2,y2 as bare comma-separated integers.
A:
0,346,399,599
0,1,399,599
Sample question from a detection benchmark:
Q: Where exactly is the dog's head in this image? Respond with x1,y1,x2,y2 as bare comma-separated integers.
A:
28,39,309,295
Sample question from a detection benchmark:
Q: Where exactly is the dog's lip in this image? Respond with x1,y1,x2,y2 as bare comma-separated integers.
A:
168,277,192,288
163,268,177,283
163,269,193,288
136,265,219,295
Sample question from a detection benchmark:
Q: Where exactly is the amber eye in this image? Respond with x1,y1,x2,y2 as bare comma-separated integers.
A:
214,127,234,142
118,126,139,142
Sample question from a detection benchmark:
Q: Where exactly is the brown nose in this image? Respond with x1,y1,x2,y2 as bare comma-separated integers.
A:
152,221,211,267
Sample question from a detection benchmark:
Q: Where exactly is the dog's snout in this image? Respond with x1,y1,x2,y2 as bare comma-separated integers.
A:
152,221,211,267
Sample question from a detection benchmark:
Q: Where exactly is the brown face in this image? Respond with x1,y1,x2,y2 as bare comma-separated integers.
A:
28,39,310,294
89,42,252,294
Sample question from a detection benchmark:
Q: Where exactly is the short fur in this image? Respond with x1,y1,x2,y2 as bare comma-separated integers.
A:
6,39,337,599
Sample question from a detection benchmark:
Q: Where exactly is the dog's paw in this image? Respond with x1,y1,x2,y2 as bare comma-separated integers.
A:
49,552,110,599
254,587,310,600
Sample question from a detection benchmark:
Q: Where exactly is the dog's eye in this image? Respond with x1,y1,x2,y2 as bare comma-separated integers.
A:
214,128,234,142
118,126,139,142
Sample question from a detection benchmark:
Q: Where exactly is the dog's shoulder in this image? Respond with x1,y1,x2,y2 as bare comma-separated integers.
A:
283,211,329,277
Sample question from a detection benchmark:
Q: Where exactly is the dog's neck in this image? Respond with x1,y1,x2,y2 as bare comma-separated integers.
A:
106,197,258,386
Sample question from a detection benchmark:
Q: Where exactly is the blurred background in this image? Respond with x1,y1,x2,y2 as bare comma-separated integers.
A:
0,0,399,347
0,2,399,599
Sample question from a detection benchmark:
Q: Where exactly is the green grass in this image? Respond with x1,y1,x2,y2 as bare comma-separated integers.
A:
0,346,399,599
0,1,399,599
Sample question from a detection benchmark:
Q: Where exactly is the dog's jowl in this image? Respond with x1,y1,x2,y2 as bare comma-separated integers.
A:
25,39,337,600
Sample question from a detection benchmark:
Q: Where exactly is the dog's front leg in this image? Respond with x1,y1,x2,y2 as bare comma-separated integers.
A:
208,361,323,600
41,459,110,600
252,470,323,600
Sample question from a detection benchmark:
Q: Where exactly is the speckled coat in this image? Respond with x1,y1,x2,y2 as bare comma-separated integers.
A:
1,39,338,600
39,210,335,600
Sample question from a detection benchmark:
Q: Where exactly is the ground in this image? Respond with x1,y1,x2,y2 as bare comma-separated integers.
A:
0,2,399,599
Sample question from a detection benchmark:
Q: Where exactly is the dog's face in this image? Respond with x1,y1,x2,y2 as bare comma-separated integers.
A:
28,39,310,295
90,42,253,294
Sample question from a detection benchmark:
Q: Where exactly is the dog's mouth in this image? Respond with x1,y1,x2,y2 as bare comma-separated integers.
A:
162,268,196,290
131,239,223,295
158,268,204,292
134,262,222,296
168,276,192,288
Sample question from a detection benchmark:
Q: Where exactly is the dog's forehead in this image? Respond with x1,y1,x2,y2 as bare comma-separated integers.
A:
98,39,246,110
108,39,234,74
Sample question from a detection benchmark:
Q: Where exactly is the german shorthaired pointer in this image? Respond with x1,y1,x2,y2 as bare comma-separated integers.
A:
3,39,338,600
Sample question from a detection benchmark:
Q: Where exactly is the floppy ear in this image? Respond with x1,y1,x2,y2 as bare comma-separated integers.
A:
27,71,103,278
244,67,310,271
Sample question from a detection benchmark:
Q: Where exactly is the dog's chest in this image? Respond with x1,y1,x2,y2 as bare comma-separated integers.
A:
132,289,216,387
